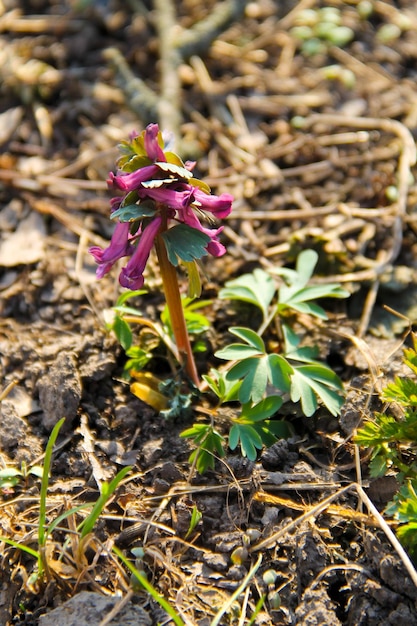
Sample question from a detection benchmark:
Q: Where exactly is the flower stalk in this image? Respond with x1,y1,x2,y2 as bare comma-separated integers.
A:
155,219,199,386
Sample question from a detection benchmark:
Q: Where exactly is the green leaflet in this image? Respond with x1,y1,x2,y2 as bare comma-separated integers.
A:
161,224,211,266
111,203,156,222
219,269,276,322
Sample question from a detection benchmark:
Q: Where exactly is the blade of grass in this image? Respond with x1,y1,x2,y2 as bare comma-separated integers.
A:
0,537,40,560
46,503,93,539
211,554,262,626
38,417,66,578
246,594,266,626
113,545,185,626
78,466,132,539
38,418,65,548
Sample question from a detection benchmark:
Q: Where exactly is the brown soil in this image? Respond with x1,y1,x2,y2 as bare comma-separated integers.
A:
1,1,417,624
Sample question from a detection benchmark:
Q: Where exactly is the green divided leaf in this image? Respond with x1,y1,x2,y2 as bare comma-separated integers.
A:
354,333,417,557
393,482,417,523
354,420,386,446
227,357,270,404
215,327,293,403
229,423,263,461
384,482,417,555
368,452,389,478
219,269,276,322
240,395,283,421
202,369,241,403
271,248,318,288
355,410,417,446
282,324,320,362
290,364,344,416
162,224,211,266
227,355,293,404
382,377,417,406
111,203,156,222
181,423,225,473
229,396,285,461
272,249,349,319
277,284,349,319
215,327,265,360
219,250,349,330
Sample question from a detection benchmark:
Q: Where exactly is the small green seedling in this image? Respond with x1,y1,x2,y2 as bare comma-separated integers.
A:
181,423,225,473
355,334,417,556
228,397,293,461
0,462,43,491
185,504,202,539
215,327,293,404
183,250,348,471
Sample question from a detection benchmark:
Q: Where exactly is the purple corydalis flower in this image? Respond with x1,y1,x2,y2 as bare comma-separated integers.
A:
192,189,233,219
89,221,133,278
137,186,193,210
119,215,162,290
90,123,233,290
144,123,166,162
107,165,160,191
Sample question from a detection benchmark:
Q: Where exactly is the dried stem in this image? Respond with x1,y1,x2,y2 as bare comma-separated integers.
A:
154,0,182,148
174,0,249,59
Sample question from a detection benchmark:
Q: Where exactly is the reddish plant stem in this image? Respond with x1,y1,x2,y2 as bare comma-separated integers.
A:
154,212,200,388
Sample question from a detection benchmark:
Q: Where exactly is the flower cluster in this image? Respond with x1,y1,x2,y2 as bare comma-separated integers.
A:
90,124,233,290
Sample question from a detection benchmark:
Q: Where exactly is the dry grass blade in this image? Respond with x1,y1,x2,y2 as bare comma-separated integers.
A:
252,482,417,590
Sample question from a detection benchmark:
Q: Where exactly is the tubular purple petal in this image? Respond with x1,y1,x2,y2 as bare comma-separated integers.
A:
144,123,166,162
192,189,233,219
181,205,220,236
119,215,162,289
108,165,160,191
207,238,226,257
89,221,132,278
139,186,193,210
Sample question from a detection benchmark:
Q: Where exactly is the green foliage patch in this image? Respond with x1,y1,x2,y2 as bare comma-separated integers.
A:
355,334,417,556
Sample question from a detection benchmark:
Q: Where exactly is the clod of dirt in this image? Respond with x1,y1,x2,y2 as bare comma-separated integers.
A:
0,401,26,452
295,530,328,588
38,591,152,626
295,585,342,626
37,351,82,431
364,533,417,601
261,439,298,470
202,552,229,573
